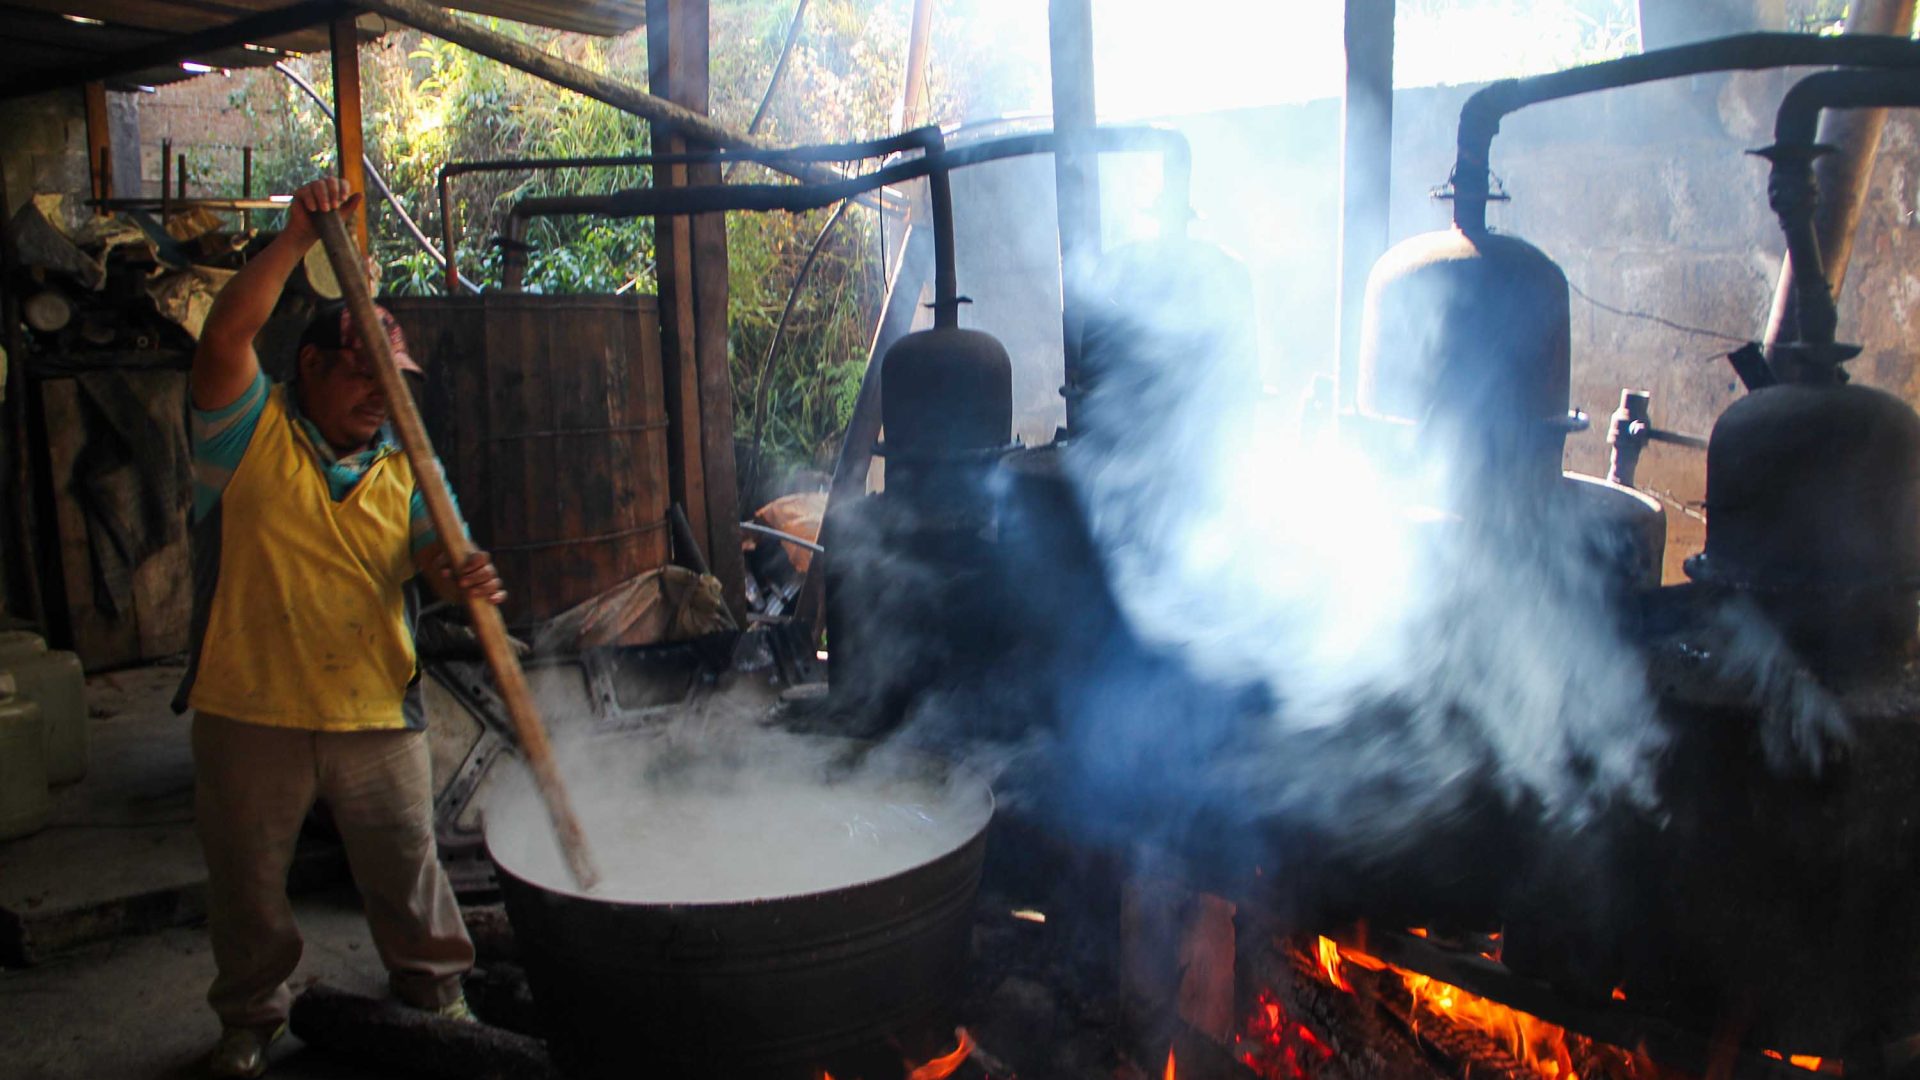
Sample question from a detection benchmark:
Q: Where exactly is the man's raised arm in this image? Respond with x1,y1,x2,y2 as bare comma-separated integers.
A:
192,178,362,410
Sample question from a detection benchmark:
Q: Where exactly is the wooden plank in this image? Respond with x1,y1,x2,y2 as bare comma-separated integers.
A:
647,0,708,567
0,0,347,99
330,12,366,252
82,81,108,205
41,379,138,668
628,296,672,574
674,0,745,620
650,0,745,618
0,0,365,52
441,1,645,36
128,371,189,659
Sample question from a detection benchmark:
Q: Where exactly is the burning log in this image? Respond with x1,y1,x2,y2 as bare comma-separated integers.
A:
288,982,561,1080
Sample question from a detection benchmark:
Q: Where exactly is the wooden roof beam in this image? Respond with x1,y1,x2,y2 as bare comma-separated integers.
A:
346,0,904,211
0,0,348,99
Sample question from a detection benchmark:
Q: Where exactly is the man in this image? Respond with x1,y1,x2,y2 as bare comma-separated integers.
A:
177,177,501,1078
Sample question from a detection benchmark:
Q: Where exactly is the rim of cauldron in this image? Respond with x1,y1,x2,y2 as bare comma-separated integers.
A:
480,735,996,909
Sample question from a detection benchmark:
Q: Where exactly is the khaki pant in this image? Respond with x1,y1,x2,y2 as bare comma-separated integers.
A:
193,713,474,1028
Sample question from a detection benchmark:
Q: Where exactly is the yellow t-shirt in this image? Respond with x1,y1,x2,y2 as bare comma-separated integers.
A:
183,384,421,731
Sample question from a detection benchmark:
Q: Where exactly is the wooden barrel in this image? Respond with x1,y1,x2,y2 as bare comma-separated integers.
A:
384,295,672,630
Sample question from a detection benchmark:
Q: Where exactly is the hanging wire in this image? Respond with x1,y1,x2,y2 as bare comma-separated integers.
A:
1566,279,1751,344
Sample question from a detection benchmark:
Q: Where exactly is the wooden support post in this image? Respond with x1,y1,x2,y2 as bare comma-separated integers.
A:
1336,0,1395,411
82,82,109,211
0,162,45,626
331,14,368,252
648,0,746,621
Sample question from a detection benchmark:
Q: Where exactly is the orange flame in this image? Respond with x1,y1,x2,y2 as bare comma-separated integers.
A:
906,1028,974,1080
1313,938,1667,1080
1316,936,1352,992
1165,1046,1177,1080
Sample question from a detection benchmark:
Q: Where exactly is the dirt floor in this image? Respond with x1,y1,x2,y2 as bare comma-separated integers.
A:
0,663,447,1079
1,886,421,1080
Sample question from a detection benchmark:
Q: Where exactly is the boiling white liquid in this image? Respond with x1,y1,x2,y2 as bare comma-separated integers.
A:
489,750,991,903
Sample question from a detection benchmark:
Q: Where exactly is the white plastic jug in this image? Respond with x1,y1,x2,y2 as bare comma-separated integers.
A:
0,630,87,784
0,672,50,841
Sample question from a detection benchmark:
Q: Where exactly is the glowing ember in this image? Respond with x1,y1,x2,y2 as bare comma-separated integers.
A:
1233,988,1336,1080
1765,1051,1834,1074
905,1028,974,1080
1611,987,1628,1002
1011,908,1047,923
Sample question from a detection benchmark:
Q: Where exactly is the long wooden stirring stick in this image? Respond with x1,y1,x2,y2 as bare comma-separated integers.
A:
313,208,602,892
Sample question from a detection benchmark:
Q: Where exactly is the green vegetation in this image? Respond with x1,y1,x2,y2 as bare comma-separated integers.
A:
231,2,922,496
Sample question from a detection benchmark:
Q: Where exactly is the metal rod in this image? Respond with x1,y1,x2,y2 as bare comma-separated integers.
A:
1450,33,1920,235
176,153,187,200
739,520,826,554
668,504,710,575
160,139,171,221
241,146,253,233
312,207,601,894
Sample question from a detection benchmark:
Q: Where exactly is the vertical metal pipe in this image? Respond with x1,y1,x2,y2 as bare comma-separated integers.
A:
1048,0,1101,434
241,145,253,233
176,152,187,200
1337,0,1396,412
1763,0,1917,349
438,171,459,293
159,138,171,221
928,153,958,329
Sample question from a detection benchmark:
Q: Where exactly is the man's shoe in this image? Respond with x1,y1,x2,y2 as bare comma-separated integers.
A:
428,994,475,1023
207,1022,286,1079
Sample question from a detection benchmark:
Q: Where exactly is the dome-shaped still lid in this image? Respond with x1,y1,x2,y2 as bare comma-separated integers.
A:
1357,228,1571,430
880,327,1013,461
1692,382,1920,592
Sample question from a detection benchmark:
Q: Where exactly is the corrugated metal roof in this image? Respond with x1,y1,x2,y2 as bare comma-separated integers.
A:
0,1,645,95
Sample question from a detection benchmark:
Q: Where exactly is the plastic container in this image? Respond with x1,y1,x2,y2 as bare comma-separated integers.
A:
0,630,45,663
0,630,87,784
0,672,51,841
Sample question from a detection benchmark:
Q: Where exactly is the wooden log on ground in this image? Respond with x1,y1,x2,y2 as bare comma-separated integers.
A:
289,982,560,1080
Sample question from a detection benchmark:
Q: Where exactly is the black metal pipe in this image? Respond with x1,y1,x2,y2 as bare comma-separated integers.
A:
500,127,1194,324
1048,0,1100,433
438,128,938,292
1760,69,1920,349
1451,33,1920,235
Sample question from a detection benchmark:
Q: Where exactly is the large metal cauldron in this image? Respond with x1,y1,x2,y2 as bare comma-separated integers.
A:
486,745,993,1080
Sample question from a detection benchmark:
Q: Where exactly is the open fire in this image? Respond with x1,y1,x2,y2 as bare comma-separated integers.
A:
1231,933,1847,1080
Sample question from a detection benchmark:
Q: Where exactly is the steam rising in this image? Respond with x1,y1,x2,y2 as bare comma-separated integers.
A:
488,708,992,902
